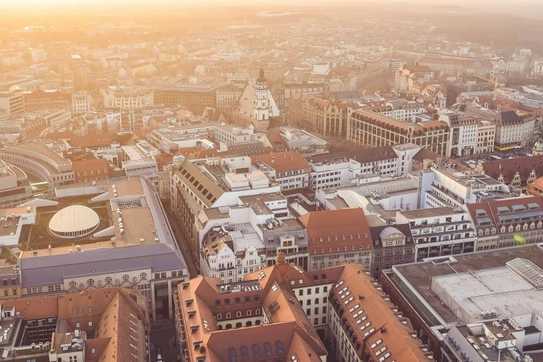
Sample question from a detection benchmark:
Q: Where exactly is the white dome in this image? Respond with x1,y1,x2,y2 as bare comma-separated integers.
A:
49,205,100,239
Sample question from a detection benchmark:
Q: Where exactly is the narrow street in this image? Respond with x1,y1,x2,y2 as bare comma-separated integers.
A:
165,207,199,277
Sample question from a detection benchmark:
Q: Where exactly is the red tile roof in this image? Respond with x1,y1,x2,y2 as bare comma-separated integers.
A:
300,208,373,255
331,264,430,361
483,155,543,187
252,151,311,174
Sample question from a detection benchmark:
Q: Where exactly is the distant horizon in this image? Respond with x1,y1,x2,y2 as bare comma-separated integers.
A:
3,0,543,9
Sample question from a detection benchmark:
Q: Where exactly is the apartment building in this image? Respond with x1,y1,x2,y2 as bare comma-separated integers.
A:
369,224,415,278
251,151,311,192
396,207,476,262
170,156,281,257
0,288,149,362
467,195,543,251
196,193,309,283
300,208,373,272
175,261,432,362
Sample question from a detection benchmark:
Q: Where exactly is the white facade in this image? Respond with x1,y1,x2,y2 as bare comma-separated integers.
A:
421,167,510,209
397,209,476,262
310,158,361,191
496,118,535,148
198,198,305,283
238,71,279,131
71,92,92,115
476,121,496,154
103,86,153,110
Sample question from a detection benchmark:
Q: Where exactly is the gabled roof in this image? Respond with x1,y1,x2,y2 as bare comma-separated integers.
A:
483,155,543,186
331,264,430,361
467,196,543,228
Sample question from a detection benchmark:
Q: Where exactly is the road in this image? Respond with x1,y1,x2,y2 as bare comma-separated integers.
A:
165,206,199,277
150,320,179,362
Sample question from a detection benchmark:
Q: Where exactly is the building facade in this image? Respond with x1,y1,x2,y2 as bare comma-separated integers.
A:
347,110,449,157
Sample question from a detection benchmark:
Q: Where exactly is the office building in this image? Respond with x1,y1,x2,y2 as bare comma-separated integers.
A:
347,110,449,157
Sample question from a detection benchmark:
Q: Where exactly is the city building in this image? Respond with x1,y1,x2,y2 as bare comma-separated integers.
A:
0,160,32,207
316,174,421,216
174,261,328,362
481,155,543,193
197,193,308,283
238,70,279,131
302,97,352,137
0,142,74,187
439,111,496,157
148,122,267,155
16,177,187,320
467,195,543,251
121,144,159,181
276,127,328,155
420,166,511,209
327,264,433,362
347,110,449,157
251,151,311,192
329,143,424,179
495,110,535,150
308,154,363,191
0,251,20,299
102,86,154,110
300,208,373,272
22,89,70,113
170,156,281,257
71,158,112,184
359,98,426,122
369,224,415,278
215,83,244,117
0,90,24,117
71,91,92,115
394,64,434,94
382,245,543,361
396,207,476,262
0,288,149,362
154,84,216,115
175,260,431,362
528,177,543,196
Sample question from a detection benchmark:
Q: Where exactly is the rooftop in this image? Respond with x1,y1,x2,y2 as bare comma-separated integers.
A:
390,244,543,326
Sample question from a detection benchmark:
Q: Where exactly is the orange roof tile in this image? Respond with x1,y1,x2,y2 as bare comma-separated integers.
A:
300,208,373,255
251,151,310,174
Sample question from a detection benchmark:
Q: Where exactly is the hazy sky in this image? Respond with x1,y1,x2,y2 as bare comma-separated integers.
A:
3,0,539,7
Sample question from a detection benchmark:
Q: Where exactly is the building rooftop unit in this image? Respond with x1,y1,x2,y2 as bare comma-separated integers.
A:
388,244,543,326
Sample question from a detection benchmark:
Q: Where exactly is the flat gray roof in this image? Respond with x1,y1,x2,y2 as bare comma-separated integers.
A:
391,244,543,325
